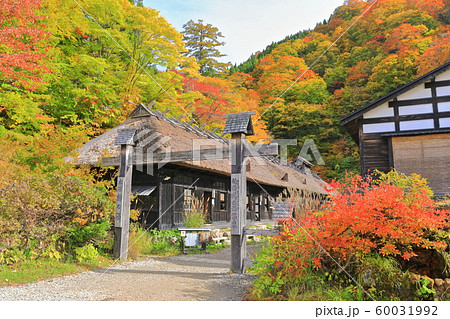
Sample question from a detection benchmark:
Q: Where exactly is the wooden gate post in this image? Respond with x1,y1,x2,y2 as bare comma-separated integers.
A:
230,133,247,274
102,111,278,267
114,130,136,260
223,111,256,274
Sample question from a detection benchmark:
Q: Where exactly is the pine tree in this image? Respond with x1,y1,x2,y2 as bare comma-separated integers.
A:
182,19,230,76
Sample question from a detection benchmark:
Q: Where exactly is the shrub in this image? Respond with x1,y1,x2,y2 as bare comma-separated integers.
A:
183,195,207,228
64,218,113,254
74,244,100,265
249,171,450,300
128,226,181,259
0,175,114,264
313,172,449,263
355,254,412,300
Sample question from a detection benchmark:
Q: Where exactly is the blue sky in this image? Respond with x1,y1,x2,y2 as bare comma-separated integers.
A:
143,0,345,65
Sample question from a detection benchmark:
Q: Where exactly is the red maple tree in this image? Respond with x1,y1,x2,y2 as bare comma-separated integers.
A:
0,0,50,91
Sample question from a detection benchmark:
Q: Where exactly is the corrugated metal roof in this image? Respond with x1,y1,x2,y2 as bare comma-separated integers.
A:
131,185,156,196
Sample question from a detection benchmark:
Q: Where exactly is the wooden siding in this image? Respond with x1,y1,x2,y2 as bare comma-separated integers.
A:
133,164,282,230
392,133,450,195
360,134,391,174
159,182,173,229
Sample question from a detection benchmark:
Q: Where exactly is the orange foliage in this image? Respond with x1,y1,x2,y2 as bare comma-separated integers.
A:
270,173,450,281
416,37,450,75
413,0,446,19
383,23,429,54
0,0,51,91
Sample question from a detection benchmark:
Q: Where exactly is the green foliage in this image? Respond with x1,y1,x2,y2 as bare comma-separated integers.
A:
0,249,25,265
40,235,63,261
182,196,207,228
375,169,434,200
64,218,113,254
252,272,285,299
416,278,436,299
74,244,100,265
128,226,181,259
248,240,281,299
183,214,206,228
182,19,230,76
0,140,115,265
355,254,412,301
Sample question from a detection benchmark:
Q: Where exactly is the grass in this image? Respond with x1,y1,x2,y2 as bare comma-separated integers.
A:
0,256,114,287
0,228,230,287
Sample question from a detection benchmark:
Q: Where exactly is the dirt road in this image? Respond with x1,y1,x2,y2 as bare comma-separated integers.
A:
0,247,257,301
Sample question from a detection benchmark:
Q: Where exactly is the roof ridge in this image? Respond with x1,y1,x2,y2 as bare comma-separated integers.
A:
129,101,228,144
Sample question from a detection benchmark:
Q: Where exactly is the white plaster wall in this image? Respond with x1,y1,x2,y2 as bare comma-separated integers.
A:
399,119,434,131
398,104,433,116
363,102,394,119
398,83,431,100
363,122,395,134
439,117,450,128
438,102,450,112
435,68,450,82
436,86,450,96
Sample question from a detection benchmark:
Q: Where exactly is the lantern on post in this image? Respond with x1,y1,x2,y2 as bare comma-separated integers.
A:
222,112,255,274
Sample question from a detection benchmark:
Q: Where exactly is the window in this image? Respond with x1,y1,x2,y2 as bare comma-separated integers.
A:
219,192,227,211
183,189,193,211
254,196,260,213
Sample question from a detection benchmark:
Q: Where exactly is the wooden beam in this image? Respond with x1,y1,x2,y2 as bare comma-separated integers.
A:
361,112,450,124
388,95,450,107
101,144,279,167
114,144,133,260
230,133,247,274
425,80,450,88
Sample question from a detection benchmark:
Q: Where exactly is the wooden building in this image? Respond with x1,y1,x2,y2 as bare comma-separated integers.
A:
74,103,327,229
341,61,450,196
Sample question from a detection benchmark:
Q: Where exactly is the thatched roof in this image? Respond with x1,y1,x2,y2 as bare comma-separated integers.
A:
74,105,327,194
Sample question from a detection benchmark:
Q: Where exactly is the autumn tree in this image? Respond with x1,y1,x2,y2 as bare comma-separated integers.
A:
0,0,52,136
40,0,195,127
0,0,50,91
182,19,231,76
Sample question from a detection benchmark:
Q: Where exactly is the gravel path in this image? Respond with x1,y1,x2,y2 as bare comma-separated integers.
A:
0,247,257,301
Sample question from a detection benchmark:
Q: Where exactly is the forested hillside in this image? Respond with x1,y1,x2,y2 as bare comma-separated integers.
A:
1,0,450,265
232,0,450,179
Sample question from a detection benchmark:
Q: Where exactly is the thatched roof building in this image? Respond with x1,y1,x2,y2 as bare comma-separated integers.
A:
75,103,327,229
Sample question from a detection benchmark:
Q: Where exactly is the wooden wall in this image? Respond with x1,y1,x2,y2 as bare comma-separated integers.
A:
392,133,450,195
360,133,392,174
134,164,281,230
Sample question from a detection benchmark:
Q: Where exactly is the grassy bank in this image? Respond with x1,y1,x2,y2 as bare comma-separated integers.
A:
0,256,114,287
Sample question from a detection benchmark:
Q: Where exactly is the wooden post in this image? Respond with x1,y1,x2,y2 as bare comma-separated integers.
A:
230,133,247,274
103,112,279,267
114,134,135,260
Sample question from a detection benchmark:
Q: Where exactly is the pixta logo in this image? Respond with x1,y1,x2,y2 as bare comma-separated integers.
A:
132,129,325,176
